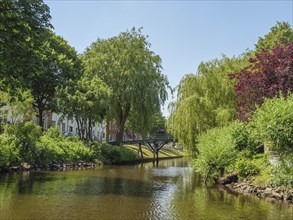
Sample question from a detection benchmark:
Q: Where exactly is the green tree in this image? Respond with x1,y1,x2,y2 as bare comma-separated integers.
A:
255,21,293,52
168,55,249,151
194,124,238,184
0,0,52,89
249,95,293,187
126,110,166,139
83,27,169,145
30,30,81,129
55,73,111,141
0,88,34,124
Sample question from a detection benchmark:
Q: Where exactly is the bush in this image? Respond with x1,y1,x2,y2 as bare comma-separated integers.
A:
248,95,293,187
231,121,260,154
35,126,93,166
235,159,260,178
91,143,139,164
194,124,238,183
249,94,293,157
0,134,20,166
0,122,42,165
270,155,293,188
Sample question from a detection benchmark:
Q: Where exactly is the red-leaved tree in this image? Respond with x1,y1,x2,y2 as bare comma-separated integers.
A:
231,42,293,121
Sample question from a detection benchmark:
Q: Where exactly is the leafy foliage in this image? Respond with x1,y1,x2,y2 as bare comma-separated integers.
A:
1,122,42,165
91,143,139,164
55,73,111,141
0,0,52,89
83,27,169,144
30,30,82,128
255,22,293,52
231,121,260,153
168,55,249,150
194,124,238,183
249,95,293,157
0,88,34,124
36,127,93,165
247,95,293,187
0,124,93,167
232,41,293,121
270,156,293,188
235,158,260,178
0,134,20,167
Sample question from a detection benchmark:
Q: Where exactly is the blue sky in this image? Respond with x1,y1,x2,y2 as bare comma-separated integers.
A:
45,0,292,115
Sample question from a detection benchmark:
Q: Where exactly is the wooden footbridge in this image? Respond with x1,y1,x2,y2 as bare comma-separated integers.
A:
108,135,174,160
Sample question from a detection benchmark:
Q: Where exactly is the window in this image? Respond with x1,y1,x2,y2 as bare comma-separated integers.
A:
69,126,73,132
61,123,65,132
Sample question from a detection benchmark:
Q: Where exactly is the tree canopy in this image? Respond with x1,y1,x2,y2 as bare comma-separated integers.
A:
232,42,293,121
0,0,52,89
83,27,169,145
255,21,293,52
55,73,111,141
167,55,249,150
30,30,82,128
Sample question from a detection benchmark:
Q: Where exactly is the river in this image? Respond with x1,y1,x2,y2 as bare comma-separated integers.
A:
0,158,292,220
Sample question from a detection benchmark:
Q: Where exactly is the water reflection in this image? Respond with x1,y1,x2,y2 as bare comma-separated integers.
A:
0,158,292,220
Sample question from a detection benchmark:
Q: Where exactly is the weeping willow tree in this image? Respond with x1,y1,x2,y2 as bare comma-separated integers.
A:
83,27,169,145
167,55,249,152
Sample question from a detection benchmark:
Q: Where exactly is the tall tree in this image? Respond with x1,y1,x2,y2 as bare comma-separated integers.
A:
232,43,293,121
83,27,169,145
255,22,293,52
31,30,81,128
0,0,52,89
55,73,111,141
168,55,249,151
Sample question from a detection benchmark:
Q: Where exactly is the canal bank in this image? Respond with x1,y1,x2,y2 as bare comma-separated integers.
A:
224,180,293,204
0,144,184,172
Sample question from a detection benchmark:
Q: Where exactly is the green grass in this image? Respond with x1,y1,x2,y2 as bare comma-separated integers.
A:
123,144,184,159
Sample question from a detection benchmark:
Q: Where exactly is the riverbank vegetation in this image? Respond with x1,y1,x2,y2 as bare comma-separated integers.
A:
168,22,293,189
0,122,182,169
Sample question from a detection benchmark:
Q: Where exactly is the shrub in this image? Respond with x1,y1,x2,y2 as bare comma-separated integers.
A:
249,94,293,157
248,95,293,186
270,155,293,188
35,126,94,166
235,159,260,178
91,143,139,164
231,121,260,154
194,124,238,183
1,122,42,164
254,166,271,185
0,134,20,166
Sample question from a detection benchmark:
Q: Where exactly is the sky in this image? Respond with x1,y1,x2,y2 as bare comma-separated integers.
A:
44,0,293,116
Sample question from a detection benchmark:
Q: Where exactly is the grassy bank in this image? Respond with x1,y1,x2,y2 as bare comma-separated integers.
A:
124,144,184,159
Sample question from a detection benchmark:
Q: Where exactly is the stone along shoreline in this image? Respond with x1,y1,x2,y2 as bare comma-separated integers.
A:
225,180,293,204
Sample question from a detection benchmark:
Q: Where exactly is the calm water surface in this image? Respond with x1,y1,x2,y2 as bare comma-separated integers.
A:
0,158,292,220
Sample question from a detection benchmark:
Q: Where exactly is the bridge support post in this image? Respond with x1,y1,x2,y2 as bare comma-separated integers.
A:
138,143,143,158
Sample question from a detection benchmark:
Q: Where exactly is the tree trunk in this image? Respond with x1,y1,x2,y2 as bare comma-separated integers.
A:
88,117,92,142
138,143,143,158
76,117,81,139
38,108,44,130
116,104,130,146
106,118,109,143
116,118,126,146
